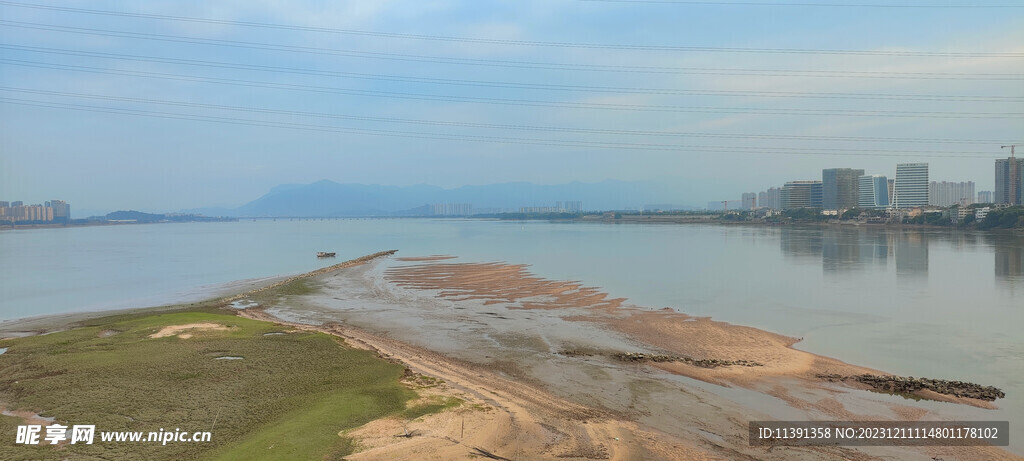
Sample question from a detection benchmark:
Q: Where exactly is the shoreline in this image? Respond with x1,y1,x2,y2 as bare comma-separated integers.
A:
2,250,1017,459
0,252,397,340
4,215,1021,235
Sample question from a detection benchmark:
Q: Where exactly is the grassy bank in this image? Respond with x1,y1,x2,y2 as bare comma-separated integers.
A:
0,308,428,460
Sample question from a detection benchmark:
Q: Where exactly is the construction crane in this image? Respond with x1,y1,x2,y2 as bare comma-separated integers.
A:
1002,144,1017,157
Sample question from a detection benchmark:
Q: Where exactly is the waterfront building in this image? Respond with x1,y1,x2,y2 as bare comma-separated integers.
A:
555,201,583,212
978,191,994,203
929,181,975,207
430,203,473,216
781,180,823,209
956,206,974,223
0,199,69,223
47,200,70,220
758,187,782,210
741,192,756,210
822,168,864,210
893,163,929,209
858,175,890,209
995,157,1024,205
976,207,991,221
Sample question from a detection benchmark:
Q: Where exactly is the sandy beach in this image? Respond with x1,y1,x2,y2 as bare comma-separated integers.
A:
239,253,1016,460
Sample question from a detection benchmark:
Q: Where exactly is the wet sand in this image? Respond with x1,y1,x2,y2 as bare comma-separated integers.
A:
250,254,1016,460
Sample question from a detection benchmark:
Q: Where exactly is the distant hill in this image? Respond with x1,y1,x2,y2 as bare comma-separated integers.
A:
204,180,679,217
97,210,234,223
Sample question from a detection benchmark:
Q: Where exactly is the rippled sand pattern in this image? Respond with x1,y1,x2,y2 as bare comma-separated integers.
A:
386,262,626,311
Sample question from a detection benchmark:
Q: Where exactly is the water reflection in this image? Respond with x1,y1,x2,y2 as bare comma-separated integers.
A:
990,235,1024,283
779,226,1024,286
894,231,928,277
781,226,929,276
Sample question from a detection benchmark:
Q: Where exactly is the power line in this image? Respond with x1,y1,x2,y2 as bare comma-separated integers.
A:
2,96,1009,158
0,10,1019,57
6,60,1020,119
4,43,1020,85
5,64,1020,119
4,86,1018,146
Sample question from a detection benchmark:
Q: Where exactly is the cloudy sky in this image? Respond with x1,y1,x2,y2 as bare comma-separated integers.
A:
1,0,1021,213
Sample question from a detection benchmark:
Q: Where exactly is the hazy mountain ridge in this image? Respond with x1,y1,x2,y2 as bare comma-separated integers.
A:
197,180,682,217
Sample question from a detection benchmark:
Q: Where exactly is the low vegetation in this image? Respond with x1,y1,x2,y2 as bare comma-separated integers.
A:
0,309,434,460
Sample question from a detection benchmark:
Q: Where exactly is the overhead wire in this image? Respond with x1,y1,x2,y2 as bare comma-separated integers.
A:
4,61,1021,119
0,14,1020,58
3,44,1021,88
2,96,1010,158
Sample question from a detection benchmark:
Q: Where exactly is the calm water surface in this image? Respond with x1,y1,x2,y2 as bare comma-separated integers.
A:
2,219,1022,448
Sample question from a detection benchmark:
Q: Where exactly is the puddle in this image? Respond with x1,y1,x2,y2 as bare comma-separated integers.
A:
0,347,7,355
263,332,286,336
215,356,244,360
229,300,259,309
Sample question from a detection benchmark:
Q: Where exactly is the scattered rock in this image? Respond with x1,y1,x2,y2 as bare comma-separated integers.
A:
815,373,1005,401
611,352,761,368
559,349,593,357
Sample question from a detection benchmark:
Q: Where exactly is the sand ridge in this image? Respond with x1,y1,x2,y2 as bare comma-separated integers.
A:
386,262,626,311
385,260,1000,410
234,253,1016,460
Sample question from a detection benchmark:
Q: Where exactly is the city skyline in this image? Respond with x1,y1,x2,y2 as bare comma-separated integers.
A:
740,155,1024,212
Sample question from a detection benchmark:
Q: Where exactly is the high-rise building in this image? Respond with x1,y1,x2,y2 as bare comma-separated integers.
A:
995,157,1024,205
822,168,864,210
887,179,895,204
928,181,975,207
47,200,70,220
858,175,889,209
758,187,782,210
978,191,994,203
741,192,756,210
893,163,929,208
781,180,823,209
430,203,472,216
555,201,583,212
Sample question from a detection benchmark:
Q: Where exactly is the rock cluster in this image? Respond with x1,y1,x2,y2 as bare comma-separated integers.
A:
816,373,1005,401
683,357,761,368
558,349,593,357
612,352,676,363
612,352,761,368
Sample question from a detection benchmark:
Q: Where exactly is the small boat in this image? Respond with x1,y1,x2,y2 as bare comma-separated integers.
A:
317,252,336,258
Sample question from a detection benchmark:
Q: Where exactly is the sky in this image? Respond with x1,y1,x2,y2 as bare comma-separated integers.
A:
1,0,1021,214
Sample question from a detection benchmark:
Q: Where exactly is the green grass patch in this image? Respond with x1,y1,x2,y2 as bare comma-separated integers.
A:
274,279,316,296
0,310,424,460
399,396,462,421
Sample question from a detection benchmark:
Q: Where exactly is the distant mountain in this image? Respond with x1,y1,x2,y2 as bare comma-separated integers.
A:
210,179,679,217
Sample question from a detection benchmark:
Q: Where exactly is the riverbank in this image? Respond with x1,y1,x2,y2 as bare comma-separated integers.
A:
1,251,1018,459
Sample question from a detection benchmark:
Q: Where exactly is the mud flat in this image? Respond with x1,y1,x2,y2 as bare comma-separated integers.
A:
244,254,1017,460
